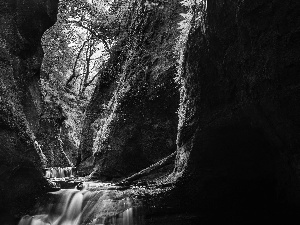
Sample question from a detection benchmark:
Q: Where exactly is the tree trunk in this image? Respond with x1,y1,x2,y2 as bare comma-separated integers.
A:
117,151,176,185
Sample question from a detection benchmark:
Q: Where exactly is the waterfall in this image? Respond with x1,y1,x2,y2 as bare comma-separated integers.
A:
18,187,144,225
18,190,83,225
44,167,75,178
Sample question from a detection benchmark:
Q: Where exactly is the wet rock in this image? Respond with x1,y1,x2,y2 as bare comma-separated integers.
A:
0,164,54,217
37,101,73,167
0,0,59,216
76,182,84,190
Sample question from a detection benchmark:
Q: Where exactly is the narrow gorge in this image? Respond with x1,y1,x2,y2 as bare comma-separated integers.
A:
1,0,300,224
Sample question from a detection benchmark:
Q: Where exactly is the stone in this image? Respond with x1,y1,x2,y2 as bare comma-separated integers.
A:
0,0,59,216
79,1,182,180
172,0,300,215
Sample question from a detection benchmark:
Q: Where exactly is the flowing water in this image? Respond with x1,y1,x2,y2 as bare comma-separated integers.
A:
17,168,145,225
18,187,145,225
13,167,296,225
44,167,75,178
11,168,206,225
18,167,144,225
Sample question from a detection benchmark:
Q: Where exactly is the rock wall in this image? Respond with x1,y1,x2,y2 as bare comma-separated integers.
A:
0,0,58,216
79,0,181,180
174,0,300,215
37,100,73,167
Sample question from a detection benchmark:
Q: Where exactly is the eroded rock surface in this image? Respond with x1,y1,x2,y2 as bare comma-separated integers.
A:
0,0,59,215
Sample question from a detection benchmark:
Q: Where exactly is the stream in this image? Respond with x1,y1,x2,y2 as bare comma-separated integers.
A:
18,168,146,225
8,167,278,225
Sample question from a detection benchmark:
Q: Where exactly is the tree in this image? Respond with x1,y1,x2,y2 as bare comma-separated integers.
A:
40,0,133,150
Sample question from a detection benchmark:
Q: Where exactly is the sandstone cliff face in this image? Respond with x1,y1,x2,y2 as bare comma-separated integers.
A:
79,1,181,180
174,0,300,214
0,0,58,215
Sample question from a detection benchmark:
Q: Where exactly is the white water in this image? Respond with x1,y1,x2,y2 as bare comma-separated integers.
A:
44,167,74,178
19,190,83,225
18,187,144,225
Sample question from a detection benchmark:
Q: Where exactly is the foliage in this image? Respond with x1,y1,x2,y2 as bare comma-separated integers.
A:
41,0,182,157
84,0,181,159
41,0,133,147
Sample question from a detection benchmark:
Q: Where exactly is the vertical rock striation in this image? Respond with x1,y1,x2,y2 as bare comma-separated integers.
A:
0,0,58,216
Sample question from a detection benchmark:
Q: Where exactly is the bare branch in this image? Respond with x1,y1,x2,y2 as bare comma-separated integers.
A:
72,21,111,52
66,40,87,87
85,73,98,87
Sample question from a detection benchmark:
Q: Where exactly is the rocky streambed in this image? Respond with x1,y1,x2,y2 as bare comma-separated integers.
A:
14,176,177,225
3,172,300,225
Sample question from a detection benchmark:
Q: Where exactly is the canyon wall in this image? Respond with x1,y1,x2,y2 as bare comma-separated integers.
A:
79,0,181,180
0,0,59,216
37,100,73,167
173,0,300,215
